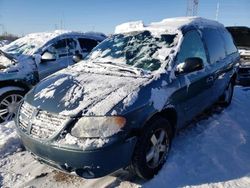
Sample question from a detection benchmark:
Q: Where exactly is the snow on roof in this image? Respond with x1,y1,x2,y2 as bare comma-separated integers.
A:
2,30,106,55
0,30,69,55
115,21,145,34
115,17,224,35
21,30,106,43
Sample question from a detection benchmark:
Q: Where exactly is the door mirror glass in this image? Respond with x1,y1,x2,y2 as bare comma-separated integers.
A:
176,57,204,75
41,51,56,62
73,54,83,63
32,54,42,64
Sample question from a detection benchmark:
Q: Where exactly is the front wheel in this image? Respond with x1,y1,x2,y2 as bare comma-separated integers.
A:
130,116,173,179
0,89,25,123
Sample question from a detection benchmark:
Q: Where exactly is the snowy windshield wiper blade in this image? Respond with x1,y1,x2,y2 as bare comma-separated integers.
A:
0,49,17,63
94,61,146,76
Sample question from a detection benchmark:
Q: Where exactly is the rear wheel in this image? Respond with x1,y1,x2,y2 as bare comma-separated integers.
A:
131,116,173,179
0,89,25,123
219,80,234,107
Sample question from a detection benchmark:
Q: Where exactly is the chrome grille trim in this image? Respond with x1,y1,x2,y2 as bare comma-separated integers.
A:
18,102,35,131
18,102,68,139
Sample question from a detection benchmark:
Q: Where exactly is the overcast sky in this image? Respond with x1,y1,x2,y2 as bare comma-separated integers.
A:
0,0,249,36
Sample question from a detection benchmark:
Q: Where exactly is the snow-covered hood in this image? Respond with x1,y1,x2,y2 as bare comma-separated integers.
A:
238,48,250,67
239,48,250,57
26,64,149,116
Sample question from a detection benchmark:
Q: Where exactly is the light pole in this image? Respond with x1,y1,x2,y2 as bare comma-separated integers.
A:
0,24,5,35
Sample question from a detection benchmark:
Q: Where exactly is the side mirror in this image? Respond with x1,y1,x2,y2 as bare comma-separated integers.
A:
41,51,56,62
73,54,83,63
32,54,42,64
176,57,204,75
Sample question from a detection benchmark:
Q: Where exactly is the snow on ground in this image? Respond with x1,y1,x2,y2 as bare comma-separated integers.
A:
0,86,250,188
0,121,22,159
146,86,250,188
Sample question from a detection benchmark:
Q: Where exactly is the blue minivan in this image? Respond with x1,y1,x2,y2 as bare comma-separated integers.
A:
15,17,239,179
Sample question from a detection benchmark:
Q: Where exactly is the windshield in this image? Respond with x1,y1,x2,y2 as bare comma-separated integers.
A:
2,36,42,57
86,31,176,72
227,27,250,48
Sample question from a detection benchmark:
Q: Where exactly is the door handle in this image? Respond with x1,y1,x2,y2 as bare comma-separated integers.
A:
206,76,214,83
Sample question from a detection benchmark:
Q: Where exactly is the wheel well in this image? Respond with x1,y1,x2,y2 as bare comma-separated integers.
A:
0,81,30,92
159,108,177,133
145,108,178,135
231,73,237,85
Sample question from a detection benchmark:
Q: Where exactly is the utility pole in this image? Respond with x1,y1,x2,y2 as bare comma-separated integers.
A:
186,0,199,16
60,19,63,30
0,24,5,35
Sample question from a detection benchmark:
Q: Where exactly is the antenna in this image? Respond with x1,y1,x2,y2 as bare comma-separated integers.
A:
215,2,220,21
186,0,199,16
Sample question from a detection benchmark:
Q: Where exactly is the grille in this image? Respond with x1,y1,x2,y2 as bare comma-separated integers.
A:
238,67,250,75
241,56,250,60
19,102,35,130
18,102,68,139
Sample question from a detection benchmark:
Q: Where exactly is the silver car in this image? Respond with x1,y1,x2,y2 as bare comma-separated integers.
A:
0,30,106,123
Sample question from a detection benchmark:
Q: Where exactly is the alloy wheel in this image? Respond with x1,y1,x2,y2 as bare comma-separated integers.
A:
0,94,23,123
146,128,169,169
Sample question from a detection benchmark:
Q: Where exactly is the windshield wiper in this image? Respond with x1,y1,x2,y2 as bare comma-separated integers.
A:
94,61,147,76
0,49,17,63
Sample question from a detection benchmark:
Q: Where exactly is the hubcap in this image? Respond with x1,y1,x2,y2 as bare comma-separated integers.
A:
146,129,169,169
0,94,23,122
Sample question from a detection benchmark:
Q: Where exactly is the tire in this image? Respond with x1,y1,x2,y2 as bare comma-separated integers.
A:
219,80,234,107
131,116,173,180
0,89,25,123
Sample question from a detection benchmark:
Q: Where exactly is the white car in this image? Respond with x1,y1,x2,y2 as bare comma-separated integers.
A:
0,30,106,123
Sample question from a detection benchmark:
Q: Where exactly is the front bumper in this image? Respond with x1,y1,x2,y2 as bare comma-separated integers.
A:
17,130,137,178
236,65,250,86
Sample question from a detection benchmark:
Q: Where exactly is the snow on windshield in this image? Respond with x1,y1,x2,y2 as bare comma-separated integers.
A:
1,30,68,56
86,31,177,72
0,40,10,47
3,36,44,56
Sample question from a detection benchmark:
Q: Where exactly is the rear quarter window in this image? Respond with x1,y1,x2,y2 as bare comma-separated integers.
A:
220,29,238,55
202,28,226,64
78,38,98,52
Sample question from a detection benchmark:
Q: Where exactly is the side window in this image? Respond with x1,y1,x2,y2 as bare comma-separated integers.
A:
78,38,98,52
202,28,226,63
47,38,77,57
220,29,238,55
176,30,207,64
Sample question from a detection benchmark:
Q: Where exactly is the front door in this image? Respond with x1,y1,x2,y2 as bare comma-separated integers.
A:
174,30,214,123
38,38,77,79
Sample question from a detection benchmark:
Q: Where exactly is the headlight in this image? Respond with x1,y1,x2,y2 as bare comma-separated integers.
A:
71,116,126,138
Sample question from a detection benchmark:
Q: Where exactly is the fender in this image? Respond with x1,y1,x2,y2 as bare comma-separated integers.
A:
0,86,25,96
